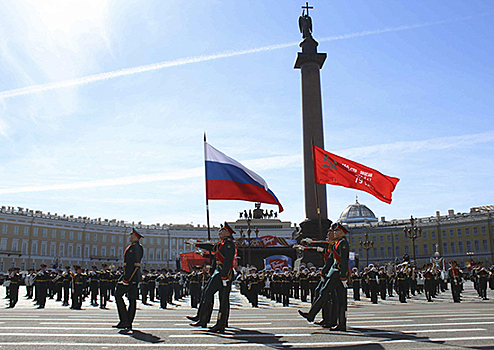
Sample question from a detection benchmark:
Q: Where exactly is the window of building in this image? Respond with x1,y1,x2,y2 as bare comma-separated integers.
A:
387,246,392,257
33,228,38,236
11,262,15,268
41,243,47,255
119,236,123,244
22,241,28,254
85,246,89,258
14,226,19,235
432,243,437,253
51,229,56,238
23,227,28,235
111,235,115,243
149,250,154,260
157,250,161,260
69,231,74,239
93,234,97,242
422,231,427,240
466,240,472,252
482,239,488,252
59,244,65,256
110,248,115,257
474,240,480,253
395,235,399,243
465,228,470,236
442,230,446,239
85,233,89,241
0,239,7,250
60,230,65,239
358,248,363,258
380,247,385,258
0,262,3,271
101,246,106,256
68,245,73,257
387,235,391,243
449,229,454,238
2,225,7,234
92,247,97,256
157,238,161,245
164,237,169,245
431,231,436,239
351,237,355,244
102,235,107,243
31,242,38,254
20,262,25,271
457,229,462,237
50,243,56,256
150,237,154,245
423,244,429,255
404,245,409,255
76,246,81,257
442,242,448,255
395,246,400,257
373,247,378,258
450,242,456,254
118,247,123,257
481,227,486,235
42,229,48,237
458,241,464,254
473,227,479,236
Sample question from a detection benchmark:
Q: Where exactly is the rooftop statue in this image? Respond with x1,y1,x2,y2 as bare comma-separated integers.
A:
298,2,313,39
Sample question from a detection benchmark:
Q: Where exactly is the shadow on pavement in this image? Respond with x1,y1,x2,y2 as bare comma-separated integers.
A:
118,329,164,343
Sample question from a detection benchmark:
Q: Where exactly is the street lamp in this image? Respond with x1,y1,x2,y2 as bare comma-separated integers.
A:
359,233,373,266
404,215,422,266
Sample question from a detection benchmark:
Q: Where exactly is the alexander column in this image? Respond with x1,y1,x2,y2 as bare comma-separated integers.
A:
295,3,331,240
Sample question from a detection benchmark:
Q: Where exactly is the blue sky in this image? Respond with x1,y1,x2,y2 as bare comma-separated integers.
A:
0,0,493,228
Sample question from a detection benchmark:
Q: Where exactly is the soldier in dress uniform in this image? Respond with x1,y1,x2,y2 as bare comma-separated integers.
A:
448,260,462,303
8,267,22,308
299,222,350,331
113,228,144,331
281,266,292,307
157,268,169,309
308,266,319,303
350,267,361,301
396,264,408,303
366,264,379,304
99,264,110,309
36,264,49,309
246,267,260,307
378,266,388,300
299,266,309,302
55,270,64,301
477,262,490,300
423,263,435,302
72,266,84,310
188,266,202,309
62,266,72,306
148,269,157,302
140,269,150,305
89,266,100,306
187,222,237,333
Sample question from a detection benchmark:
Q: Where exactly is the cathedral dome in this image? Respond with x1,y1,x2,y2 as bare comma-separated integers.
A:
338,198,378,224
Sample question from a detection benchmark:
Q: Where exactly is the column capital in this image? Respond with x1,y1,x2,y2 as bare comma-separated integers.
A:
294,52,327,69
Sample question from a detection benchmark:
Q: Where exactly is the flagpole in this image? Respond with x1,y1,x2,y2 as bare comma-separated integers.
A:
204,133,211,241
311,139,323,239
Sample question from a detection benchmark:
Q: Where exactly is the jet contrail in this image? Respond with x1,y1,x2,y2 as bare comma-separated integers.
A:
1,130,493,195
0,15,479,100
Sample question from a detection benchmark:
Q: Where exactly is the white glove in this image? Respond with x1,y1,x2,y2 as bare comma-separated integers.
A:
303,238,313,245
316,247,324,252
341,280,348,288
222,279,228,287
186,239,198,245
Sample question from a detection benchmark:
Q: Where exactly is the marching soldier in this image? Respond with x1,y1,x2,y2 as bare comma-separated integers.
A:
7,267,22,308
148,269,157,302
423,263,435,302
299,266,310,302
89,266,99,306
246,267,260,307
72,266,84,310
350,267,360,301
187,222,237,333
62,266,72,306
36,264,49,309
140,269,150,305
157,268,169,309
396,264,408,303
366,264,379,304
113,228,144,331
308,266,319,303
99,264,110,309
448,260,462,303
281,266,292,307
188,266,202,309
299,222,350,331
378,266,388,300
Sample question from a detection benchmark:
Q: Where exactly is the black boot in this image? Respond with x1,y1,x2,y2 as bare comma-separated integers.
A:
190,302,212,328
331,307,346,331
208,323,225,333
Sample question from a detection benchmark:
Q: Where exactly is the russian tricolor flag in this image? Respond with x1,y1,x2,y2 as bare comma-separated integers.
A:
205,142,283,212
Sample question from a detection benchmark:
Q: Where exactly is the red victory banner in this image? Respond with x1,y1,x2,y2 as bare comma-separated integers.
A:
313,145,400,204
